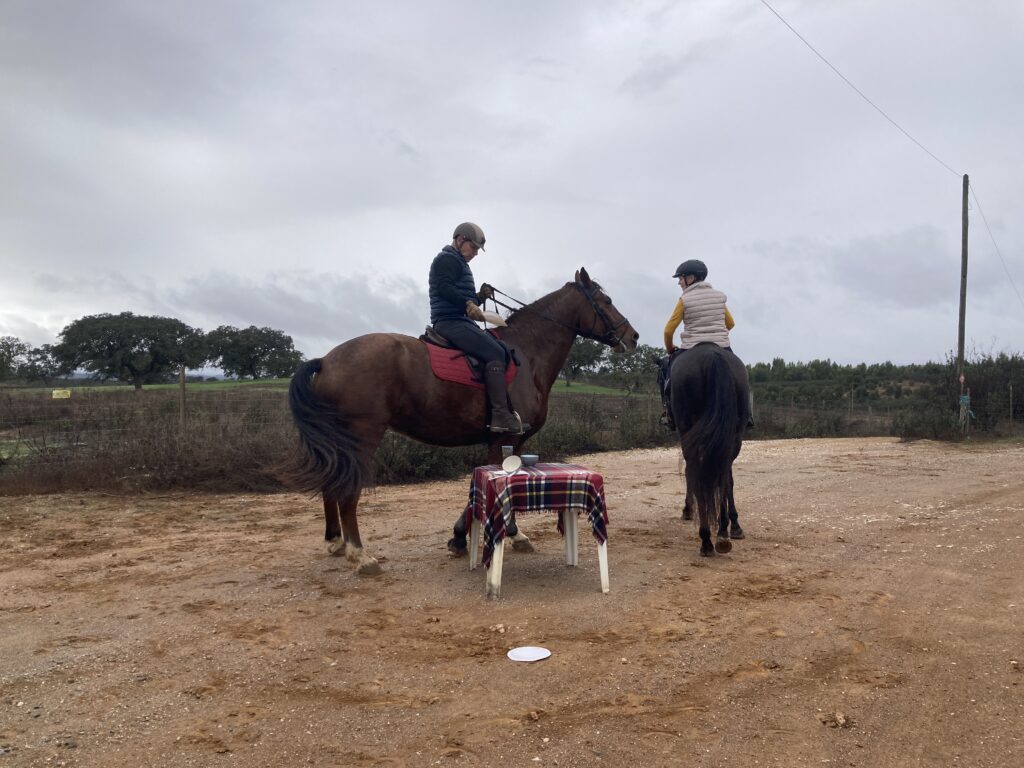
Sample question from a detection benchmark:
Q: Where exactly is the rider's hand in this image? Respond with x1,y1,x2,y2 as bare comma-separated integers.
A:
478,283,495,302
465,300,486,322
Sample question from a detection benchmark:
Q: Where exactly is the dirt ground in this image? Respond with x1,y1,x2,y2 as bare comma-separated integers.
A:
1,437,1023,768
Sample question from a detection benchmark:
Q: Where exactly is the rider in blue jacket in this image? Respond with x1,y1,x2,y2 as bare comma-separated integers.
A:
429,223,526,434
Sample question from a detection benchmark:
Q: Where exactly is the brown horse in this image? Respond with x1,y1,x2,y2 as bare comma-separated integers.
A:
286,268,639,574
670,343,750,556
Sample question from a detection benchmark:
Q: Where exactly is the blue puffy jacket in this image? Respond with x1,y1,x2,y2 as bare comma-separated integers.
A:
429,246,478,324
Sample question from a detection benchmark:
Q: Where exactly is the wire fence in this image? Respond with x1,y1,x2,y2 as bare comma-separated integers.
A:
1,380,1019,495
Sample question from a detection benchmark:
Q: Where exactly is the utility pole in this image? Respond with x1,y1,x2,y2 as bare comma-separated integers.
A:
179,366,186,429
956,174,969,389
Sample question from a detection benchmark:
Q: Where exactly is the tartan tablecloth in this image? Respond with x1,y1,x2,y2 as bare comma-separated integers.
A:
461,463,608,567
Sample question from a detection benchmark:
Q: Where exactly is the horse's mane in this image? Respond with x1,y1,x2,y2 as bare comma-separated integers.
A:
503,282,576,326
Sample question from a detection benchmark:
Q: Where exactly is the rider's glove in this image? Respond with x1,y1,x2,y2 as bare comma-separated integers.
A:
465,301,486,322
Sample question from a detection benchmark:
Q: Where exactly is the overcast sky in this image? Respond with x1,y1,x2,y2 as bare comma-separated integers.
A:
2,0,1022,367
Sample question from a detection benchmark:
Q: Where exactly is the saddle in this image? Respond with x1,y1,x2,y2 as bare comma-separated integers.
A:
419,327,517,389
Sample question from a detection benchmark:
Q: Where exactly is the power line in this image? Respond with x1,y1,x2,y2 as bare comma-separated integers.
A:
758,0,961,178
760,1,1023,314
969,183,1024,311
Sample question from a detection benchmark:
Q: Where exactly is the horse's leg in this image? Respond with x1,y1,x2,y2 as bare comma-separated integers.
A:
486,438,533,551
714,487,732,554
717,493,730,539
726,467,744,539
679,453,694,520
324,493,345,555
685,457,715,557
338,485,382,576
698,523,715,556
495,440,535,552
448,438,534,555
331,422,385,576
714,471,733,553
448,521,469,556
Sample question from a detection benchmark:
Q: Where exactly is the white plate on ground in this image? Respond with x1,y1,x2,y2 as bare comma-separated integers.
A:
507,646,551,663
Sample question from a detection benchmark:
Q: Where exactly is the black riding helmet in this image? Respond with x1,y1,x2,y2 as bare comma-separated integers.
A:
673,259,708,281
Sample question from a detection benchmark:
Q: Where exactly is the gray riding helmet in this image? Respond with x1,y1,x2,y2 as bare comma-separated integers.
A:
673,259,708,281
453,222,486,251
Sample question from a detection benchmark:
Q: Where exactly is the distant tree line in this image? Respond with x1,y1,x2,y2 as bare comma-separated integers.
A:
558,338,1024,436
559,337,957,401
0,313,303,389
560,338,663,393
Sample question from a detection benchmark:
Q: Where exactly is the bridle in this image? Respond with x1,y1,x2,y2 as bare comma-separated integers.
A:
486,281,632,349
571,281,632,349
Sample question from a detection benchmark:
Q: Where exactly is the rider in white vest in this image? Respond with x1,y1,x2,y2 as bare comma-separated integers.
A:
659,259,746,430
663,259,734,353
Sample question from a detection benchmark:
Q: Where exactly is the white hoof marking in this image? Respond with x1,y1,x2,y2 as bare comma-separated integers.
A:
327,537,345,556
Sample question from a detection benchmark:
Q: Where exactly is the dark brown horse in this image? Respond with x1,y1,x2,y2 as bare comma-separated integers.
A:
286,268,639,574
670,343,750,556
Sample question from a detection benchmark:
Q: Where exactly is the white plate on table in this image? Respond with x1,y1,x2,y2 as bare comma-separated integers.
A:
501,455,522,473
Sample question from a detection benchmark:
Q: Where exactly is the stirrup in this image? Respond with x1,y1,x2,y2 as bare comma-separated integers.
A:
489,411,530,435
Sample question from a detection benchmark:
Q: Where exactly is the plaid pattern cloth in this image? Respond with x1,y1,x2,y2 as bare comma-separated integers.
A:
462,463,608,567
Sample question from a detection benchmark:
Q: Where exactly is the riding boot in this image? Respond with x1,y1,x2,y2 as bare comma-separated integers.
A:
484,362,527,434
661,405,677,432
658,357,676,431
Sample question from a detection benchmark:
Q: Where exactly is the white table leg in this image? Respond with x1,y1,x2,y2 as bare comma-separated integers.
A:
469,518,481,570
597,540,610,593
562,509,578,566
486,538,505,599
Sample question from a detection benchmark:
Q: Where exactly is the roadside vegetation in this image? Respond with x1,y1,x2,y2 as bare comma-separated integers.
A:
2,329,1021,495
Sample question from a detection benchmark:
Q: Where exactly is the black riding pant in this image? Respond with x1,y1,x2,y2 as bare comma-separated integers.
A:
433,320,506,366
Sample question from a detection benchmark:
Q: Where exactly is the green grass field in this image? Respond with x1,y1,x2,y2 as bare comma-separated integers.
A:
549,382,628,395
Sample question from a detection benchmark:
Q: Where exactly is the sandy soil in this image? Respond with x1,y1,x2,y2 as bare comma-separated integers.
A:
1,437,1023,768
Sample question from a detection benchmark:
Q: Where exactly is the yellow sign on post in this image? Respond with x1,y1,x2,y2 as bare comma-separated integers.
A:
51,389,72,399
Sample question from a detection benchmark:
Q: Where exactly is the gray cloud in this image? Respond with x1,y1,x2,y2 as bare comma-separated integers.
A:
1,0,1022,368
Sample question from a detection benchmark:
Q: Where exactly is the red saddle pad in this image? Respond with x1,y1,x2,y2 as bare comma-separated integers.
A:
423,341,517,389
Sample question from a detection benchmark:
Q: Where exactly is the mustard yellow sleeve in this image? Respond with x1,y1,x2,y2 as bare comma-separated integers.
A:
724,306,735,330
663,298,684,350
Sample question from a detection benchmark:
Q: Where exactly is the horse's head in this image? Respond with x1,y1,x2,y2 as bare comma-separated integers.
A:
572,268,639,353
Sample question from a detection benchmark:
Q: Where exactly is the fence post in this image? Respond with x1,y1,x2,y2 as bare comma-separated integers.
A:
178,366,186,429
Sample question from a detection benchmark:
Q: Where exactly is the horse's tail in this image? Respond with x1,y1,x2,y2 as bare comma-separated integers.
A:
282,358,364,500
681,351,739,529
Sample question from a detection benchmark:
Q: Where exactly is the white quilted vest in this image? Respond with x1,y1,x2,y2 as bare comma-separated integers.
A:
679,282,731,349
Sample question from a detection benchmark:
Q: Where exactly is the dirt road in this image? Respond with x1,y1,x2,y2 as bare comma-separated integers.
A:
2,437,1023,767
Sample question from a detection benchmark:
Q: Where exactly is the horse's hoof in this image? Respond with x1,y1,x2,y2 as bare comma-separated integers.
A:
715,538,732,554
730,525,745,540
511,535,535,553
326,538,345,556
447,537,468,557
356,559,383,576
700,547,715,557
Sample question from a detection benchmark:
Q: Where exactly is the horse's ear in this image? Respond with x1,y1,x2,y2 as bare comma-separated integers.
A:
574,269,581,284
578,267,591,285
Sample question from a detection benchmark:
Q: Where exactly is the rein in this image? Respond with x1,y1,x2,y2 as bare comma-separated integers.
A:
486,283,631,348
